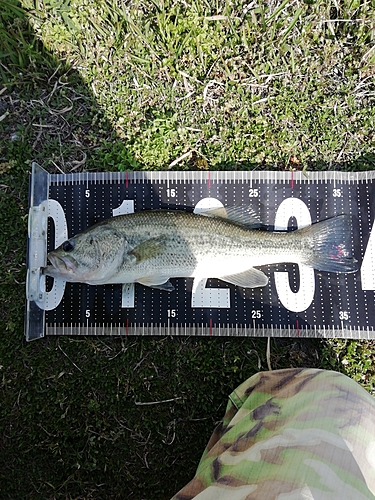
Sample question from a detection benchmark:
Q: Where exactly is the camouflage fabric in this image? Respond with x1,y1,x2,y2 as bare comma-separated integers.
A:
171,368,375,500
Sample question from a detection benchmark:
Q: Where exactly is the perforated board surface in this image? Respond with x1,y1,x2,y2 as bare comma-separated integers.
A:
26,163,375,340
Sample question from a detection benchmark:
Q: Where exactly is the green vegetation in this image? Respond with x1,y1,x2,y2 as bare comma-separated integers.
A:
1,0,375,498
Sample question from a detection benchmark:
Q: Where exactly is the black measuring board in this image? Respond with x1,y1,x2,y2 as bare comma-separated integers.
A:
26,164,375,340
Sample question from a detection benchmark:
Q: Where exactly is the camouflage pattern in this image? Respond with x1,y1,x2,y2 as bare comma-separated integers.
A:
171,368,375,500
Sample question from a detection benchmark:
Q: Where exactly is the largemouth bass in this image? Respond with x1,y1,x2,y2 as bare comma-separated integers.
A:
43,209,358,290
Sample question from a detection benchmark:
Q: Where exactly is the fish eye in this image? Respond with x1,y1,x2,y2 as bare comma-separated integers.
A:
62,240,75,252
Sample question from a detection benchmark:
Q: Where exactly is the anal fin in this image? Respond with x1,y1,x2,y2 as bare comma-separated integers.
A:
220,268,268,288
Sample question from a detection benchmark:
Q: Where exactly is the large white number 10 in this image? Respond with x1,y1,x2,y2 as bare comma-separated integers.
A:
112,201,135,307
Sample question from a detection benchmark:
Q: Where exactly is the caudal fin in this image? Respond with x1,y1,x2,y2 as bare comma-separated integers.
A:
300,215,359,273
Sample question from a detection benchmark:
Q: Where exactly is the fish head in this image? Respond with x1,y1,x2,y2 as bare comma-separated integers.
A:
45,223,125,283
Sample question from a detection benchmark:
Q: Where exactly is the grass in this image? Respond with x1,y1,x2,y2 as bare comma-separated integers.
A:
1,0,375,498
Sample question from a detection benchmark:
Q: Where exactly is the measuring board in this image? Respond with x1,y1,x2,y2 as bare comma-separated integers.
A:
26,163,375,341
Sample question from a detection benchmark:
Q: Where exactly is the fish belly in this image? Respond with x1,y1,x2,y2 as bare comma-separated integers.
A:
189,251,301,280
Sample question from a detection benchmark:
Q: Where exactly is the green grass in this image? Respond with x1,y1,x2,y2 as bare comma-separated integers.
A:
1,0,375,498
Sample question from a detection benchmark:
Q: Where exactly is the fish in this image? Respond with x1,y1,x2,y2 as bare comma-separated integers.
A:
42,208,359,291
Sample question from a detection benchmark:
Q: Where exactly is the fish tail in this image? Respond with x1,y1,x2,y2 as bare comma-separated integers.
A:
300,215,359,273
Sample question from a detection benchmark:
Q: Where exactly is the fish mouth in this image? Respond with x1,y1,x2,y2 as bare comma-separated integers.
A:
47,252,78,275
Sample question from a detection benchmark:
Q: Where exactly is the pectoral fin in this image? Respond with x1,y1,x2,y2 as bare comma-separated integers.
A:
129,236,168,263
220,268,268,288
137,276,174,291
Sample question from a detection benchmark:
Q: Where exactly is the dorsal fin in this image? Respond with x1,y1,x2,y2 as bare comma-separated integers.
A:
199,205,262,229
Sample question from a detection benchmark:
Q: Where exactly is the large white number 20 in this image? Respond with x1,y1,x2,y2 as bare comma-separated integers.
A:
192,198,231,308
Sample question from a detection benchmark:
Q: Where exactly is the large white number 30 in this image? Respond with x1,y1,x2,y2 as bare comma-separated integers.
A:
274,198,315,313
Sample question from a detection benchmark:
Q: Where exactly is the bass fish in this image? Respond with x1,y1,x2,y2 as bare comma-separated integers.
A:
43,208,358,290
